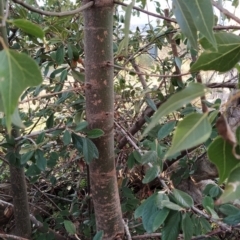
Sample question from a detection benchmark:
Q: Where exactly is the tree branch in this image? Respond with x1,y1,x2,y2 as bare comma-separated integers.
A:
12,0,93,16
212,0,240,25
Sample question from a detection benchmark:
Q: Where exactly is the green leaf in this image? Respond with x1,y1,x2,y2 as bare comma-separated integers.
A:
146,98,157,111
156,192,169,209
218,166,240,204
208,137,239,183
63,220,76,235
184,0,216,49
122,0,135,56
35,149,47,171
93,230,103,240
142,165,160,184
219,204,240,216
142,194,158,233
152,208,169,232
166,113,211,158
56,45,65,65
21,151,34,165
142,83,206,137
12,19,44,39
182,213,193,240
191,33,240,72
46,113,54,128
158,121,176,140
82,138,99,164
162,211,181,240
63,130,71,146
141,151,158,164
71,70,85,83
75,121,88,131
161,200,183,211
0,49,43,132
202,196,214,212
86,129,104,139
199,217,211,233
236,126,240,146
223,211,240,225
134,193,157,218
172,189,193,208
172,0,198,49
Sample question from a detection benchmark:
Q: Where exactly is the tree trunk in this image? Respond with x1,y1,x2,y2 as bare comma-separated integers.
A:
8,129,31,238
83,1,124,239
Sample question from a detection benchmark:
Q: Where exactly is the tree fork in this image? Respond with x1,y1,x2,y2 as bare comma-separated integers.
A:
83,0,124,239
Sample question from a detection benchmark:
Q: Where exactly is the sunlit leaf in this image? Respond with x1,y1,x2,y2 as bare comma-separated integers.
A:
166,113,211,158
184,0,216,49
12,19,44,39
217,166,240,204
208,137,239,183
172,0,198,49
0,49,42,132
142,83,206,137
191,33,240,72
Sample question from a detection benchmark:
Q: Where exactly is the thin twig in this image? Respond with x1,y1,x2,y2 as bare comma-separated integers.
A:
20,87,82,104
12,0,93,16
0,233,29,240
211,1,240,25
123,219,132,240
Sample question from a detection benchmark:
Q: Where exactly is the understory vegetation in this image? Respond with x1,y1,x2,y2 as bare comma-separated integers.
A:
1,0,240,239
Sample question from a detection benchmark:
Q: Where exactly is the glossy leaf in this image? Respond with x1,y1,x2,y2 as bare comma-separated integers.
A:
172,189,193,208
184,0,216,49
46,113,54,128
182,213,193,240
142,83,206,137
82,138,99,164
75,121,88,131
191,33,240,72
157,121,176,140
35,149,47,171
208,137,239,183
21,151,34,165
64,220,76,235
0,49,42,132
86,129,104,139
218,166,240,204
12,19,44,39
63,130,71,146
166,113,211,158
71,70,85,83
172,0,198,49
162,211,181,240
56,45,65,65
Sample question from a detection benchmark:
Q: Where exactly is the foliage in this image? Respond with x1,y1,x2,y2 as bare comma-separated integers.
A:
1,0,240,239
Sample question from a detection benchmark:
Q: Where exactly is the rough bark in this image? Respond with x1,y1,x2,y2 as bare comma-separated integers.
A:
83,1,124,239
8,129,31,238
